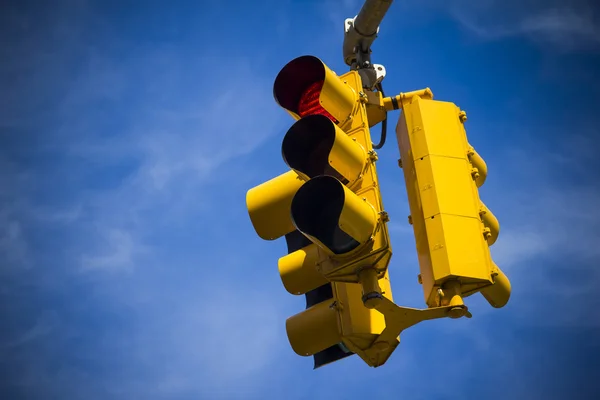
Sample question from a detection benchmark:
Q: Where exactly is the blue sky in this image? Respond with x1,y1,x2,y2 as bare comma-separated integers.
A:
1,0,599,399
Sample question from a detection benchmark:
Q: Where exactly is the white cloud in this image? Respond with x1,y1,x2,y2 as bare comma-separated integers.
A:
471,138,600,327
1,31,299,393
0,212,31,271
3,2,599,397
18,37,288,274
80,228,144,273
31,204,82,224
112,277,290,398
491,229,549,269
159,296,282,392
442,0,600,52
492,184,600,271
1,311,58,350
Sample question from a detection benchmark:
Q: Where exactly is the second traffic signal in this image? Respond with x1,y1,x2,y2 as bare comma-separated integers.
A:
394,90,511,310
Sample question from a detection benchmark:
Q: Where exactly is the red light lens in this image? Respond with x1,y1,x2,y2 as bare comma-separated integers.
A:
298,81,338,123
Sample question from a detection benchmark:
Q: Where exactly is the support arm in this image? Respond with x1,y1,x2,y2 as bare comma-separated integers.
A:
343,0,394,67
343,0,393,89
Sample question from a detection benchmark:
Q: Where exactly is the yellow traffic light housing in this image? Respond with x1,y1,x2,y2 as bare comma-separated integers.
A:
280,230,393,369
247,170,305,241
273,55,356,124
247,55,398,368
275,55,392,283
394,89,511,309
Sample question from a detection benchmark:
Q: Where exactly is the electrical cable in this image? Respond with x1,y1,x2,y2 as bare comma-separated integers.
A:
372,82,387,149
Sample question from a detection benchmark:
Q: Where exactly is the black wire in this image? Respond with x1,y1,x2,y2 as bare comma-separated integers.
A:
372,82,387,150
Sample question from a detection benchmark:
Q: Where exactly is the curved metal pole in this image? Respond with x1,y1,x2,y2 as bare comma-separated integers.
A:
355,0,393,37
343,0,394,67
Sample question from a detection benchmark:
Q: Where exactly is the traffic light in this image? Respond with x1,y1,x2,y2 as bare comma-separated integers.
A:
281,230,394,369
394,90,511,310
246,55,395,368
273,55,392,283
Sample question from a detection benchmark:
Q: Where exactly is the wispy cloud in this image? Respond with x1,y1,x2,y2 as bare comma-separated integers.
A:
491,229,549,268
491,183,600,270
80,228,140,273
148,290,286,396
2,1,600,398
1,311,58,350
0,213,30,271
67,55,283,272
443,0,600,52
3,29,285,274
491,134,600,267
30,204,83,224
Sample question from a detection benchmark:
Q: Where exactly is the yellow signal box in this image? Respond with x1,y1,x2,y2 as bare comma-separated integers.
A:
280,230,394,368
246,55,397,368
274,55,392,284
394,90,511,309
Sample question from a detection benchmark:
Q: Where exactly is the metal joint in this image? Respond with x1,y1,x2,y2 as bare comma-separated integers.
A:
368,149,379,162
378,211,389,223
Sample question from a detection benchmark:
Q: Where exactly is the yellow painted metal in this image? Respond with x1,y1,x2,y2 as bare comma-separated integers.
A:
252,51,514,369
278,244,329,295
358,268,382,309
328,267,474,368
338,278,387,353
480,201,499,246
321,64,359,126
246,170,305,240
274,63,392,282
291,176,378,256
285,275,391,361
382,88,433,111
481,263,511,308
327,129,367,186
286,298,341,356
468,146,487,187
315,208,392,283
338,185,378,248
285,257,459,370
252,57,487,370
273,55,357,125
360,289,471,367
282,115,366,186
364,89,387,127
395,91,510,308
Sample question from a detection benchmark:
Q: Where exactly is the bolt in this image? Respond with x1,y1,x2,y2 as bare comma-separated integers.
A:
379,211,389,223
483,229,492,240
